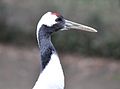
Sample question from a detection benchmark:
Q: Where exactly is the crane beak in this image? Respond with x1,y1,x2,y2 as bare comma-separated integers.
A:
62,19,97,32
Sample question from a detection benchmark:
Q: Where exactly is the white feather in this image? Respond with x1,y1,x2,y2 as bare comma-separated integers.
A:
33,53,64,89
37,12,58,41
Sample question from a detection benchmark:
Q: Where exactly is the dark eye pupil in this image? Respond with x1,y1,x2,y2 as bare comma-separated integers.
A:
56,18,62,22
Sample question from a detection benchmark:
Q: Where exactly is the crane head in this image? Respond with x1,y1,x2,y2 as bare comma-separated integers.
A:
37,12,97,37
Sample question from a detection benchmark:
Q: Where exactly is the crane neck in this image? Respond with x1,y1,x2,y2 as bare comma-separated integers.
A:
37,25,56,69
34,25,65,89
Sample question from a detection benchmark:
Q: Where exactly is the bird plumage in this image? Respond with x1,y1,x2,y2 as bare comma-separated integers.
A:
33,12,65,89
33,53,64,89
33,12,97,89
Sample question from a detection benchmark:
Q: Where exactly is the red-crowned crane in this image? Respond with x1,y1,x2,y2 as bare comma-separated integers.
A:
33,12,97,89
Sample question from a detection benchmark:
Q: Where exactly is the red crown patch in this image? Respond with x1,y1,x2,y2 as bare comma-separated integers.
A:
51,12,60,16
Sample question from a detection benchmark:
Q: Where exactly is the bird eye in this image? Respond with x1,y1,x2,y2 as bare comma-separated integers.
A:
56,17,63,22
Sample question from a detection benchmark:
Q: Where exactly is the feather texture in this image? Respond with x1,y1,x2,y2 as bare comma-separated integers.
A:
33,53,64,89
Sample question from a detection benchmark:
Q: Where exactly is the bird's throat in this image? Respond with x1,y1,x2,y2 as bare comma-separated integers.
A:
38,26,56,69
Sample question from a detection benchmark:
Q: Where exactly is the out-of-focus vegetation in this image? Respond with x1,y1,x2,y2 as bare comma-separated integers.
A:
0,0,120,58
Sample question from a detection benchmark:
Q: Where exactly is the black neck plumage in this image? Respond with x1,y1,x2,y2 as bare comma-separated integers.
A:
38,25,56,69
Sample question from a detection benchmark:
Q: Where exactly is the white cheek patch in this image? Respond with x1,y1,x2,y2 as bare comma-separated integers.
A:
37,12,58,41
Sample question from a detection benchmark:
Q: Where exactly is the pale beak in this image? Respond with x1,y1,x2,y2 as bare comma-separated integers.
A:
62,19,97,32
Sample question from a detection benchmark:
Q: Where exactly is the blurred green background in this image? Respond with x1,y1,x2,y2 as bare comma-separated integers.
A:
0,0,120,89
1,0,120,58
